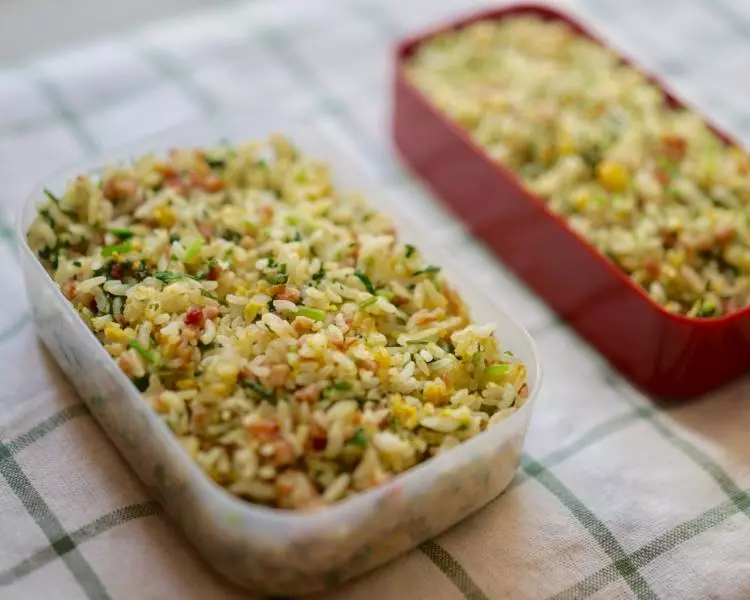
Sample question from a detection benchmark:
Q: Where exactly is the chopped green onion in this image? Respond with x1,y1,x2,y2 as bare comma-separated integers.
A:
101,241,132,257
128,339,156,363
697,302,717,317
154,271,199,284
504,350,514,357
109,228,134,239
359,296,378,309
298,306,326,321
333,380,352,391
405,244,416,258
285,215,301,227
184,239,204,262
43,188,61,205
413,265,441,277
376,289,394,300
265,273,288,284
72,260,82,267
244,380,274,399
485,364,511,378
312,265,326,282
351,427,367,448
354,270,375,294
457,423,470,431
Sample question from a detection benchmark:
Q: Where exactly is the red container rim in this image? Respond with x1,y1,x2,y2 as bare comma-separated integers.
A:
394,2,750,328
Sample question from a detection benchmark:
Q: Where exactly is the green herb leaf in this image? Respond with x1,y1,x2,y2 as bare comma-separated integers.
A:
405,244,416,258
298,306,326,321
72,260,82,267
109,228,134,239
43,188,61,205
128,339,156,364
375,289,394,300
265,273,288,285
101,240,133,257
351,427,367,448
312,265,326,282
244,380,274,399
354,270,375,294
154,271,199,284
131,374,150,392
413,265,441,277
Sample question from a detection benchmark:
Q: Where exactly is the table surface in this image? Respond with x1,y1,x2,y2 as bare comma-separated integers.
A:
2,0,750,599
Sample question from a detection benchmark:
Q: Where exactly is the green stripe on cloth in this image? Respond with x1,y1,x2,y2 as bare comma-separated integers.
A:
549,489,750,599
419,540,490,600
613,387,750,516
0,440,110,599
34,75,99,154
511,405,656,490
522,455,659,600
0,501,161,586
6,404,89,456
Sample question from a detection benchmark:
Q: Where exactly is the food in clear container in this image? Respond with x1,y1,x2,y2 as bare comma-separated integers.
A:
26,134,529,510
407,15,750,317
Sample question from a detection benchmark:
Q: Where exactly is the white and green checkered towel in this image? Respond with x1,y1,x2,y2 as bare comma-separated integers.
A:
2,0,750,598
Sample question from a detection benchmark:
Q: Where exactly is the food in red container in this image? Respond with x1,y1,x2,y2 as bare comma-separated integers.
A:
393,3,750,398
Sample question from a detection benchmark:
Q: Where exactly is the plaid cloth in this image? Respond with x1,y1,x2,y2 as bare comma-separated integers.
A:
2,0,750,598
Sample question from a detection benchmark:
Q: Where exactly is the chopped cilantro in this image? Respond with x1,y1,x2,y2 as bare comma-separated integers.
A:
405,244,416,258
312,265,326,282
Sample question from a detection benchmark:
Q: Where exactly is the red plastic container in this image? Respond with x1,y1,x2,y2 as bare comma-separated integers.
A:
393,3,750,400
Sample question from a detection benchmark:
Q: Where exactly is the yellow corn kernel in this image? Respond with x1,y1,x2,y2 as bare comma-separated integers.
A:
154,205,176,228
131,239,142,251
391,396,419,430
374,347,391,370
243,302,263,322
104,323,128,343
597,159,629,193
235,285,248,296
175,379,197,390
208,383,229,397
423,381,447,406
569,190,590,211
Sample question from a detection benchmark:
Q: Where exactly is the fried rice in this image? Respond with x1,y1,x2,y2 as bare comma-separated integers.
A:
27,134,528,510
407,15,750,317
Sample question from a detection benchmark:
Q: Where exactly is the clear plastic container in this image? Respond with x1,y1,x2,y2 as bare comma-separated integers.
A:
16,114,541,596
